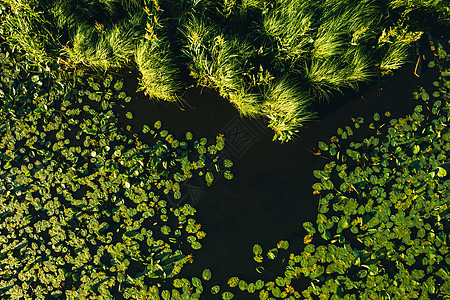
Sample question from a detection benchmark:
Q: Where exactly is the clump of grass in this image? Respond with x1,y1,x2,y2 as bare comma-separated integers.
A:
305,48,373,100
182,15,219,87
262,0,313,62
63,20,140,71
389,0,450,27
262,77,316,142
379,42,410,75
1,0,60,66
51,0,119,30
106,22,140,65
344,48,374,85
228,87,261,118
135,38,182,102
311,22,346,60
183,14,260,117
63,25,113,70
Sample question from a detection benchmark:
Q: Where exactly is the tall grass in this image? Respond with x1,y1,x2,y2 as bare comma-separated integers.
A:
63,25,113,70
1,0,60,66
379,42,410,75
389,0,450,27
305,47,373,100
135,38,182,102
51,0,119,30
182,15,218,87
182,14,260,117
262,0,313,62
262,77,316,142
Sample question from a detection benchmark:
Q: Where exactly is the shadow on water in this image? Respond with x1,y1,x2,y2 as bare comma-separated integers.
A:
120,50,440,294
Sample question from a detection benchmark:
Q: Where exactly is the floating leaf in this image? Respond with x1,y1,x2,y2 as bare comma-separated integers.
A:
211,285,220,294
205,172,214,186
267,248,278,259
277,240,289,250
192,277,202,287
186,132,193,140
437,167,447,177
373,113,380,121
114,81,124,90
224,159,233,168
202,269,212,281
228,277,239,287
224,170,233,180
253,244,263,256
222,291,234,300
318,141,328,151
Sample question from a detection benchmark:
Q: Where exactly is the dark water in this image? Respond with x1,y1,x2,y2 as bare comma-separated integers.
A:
120,47,440,295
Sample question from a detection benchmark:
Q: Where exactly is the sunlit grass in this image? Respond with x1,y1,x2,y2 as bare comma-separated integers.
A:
52,0,118,29
135,38,182,102
379,42,410,75
227,87,261,118
262,77,316,142
183,14,261,117
263,0,313,61
1,0,60,65
63,25,112,70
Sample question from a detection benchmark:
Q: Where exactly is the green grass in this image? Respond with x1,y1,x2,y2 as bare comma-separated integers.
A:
183,14,261,117
135,38,182,102
262,77,316,142
1,0,448,141
63,25,113,70
1,0,60,66
262,0,313,62
52,0,119,30
227,87,261,118
379,42,410,75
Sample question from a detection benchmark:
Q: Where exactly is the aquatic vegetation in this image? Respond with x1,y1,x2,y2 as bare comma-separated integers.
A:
262,77,316,142
182,15,259,115
0,47,232,299
135,38,183,102
1,0,447,141
221,41,450,299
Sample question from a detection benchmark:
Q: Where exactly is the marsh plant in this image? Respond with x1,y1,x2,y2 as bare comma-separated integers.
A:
0,0,448,142
221,45,450,299
135,38,183,102
262,77,316,142
0,47,233,299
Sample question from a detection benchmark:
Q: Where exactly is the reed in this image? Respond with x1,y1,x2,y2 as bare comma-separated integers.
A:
1,0,60,65
135,38,182,102
262,0,313,61
262,77,316,142
183,15,261,116
379,42,410,75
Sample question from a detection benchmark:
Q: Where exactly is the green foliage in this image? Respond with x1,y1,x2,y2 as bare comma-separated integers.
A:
1,0,447,141
262,77,316,142
0,47,233,299
182,14,261,117
135,38,183,102
224,37,450,299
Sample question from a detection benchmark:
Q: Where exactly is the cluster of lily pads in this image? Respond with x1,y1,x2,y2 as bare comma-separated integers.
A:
218,40,450,299
0,46,232,299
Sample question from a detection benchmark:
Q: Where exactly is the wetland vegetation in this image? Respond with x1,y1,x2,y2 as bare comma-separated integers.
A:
0,0,449,299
